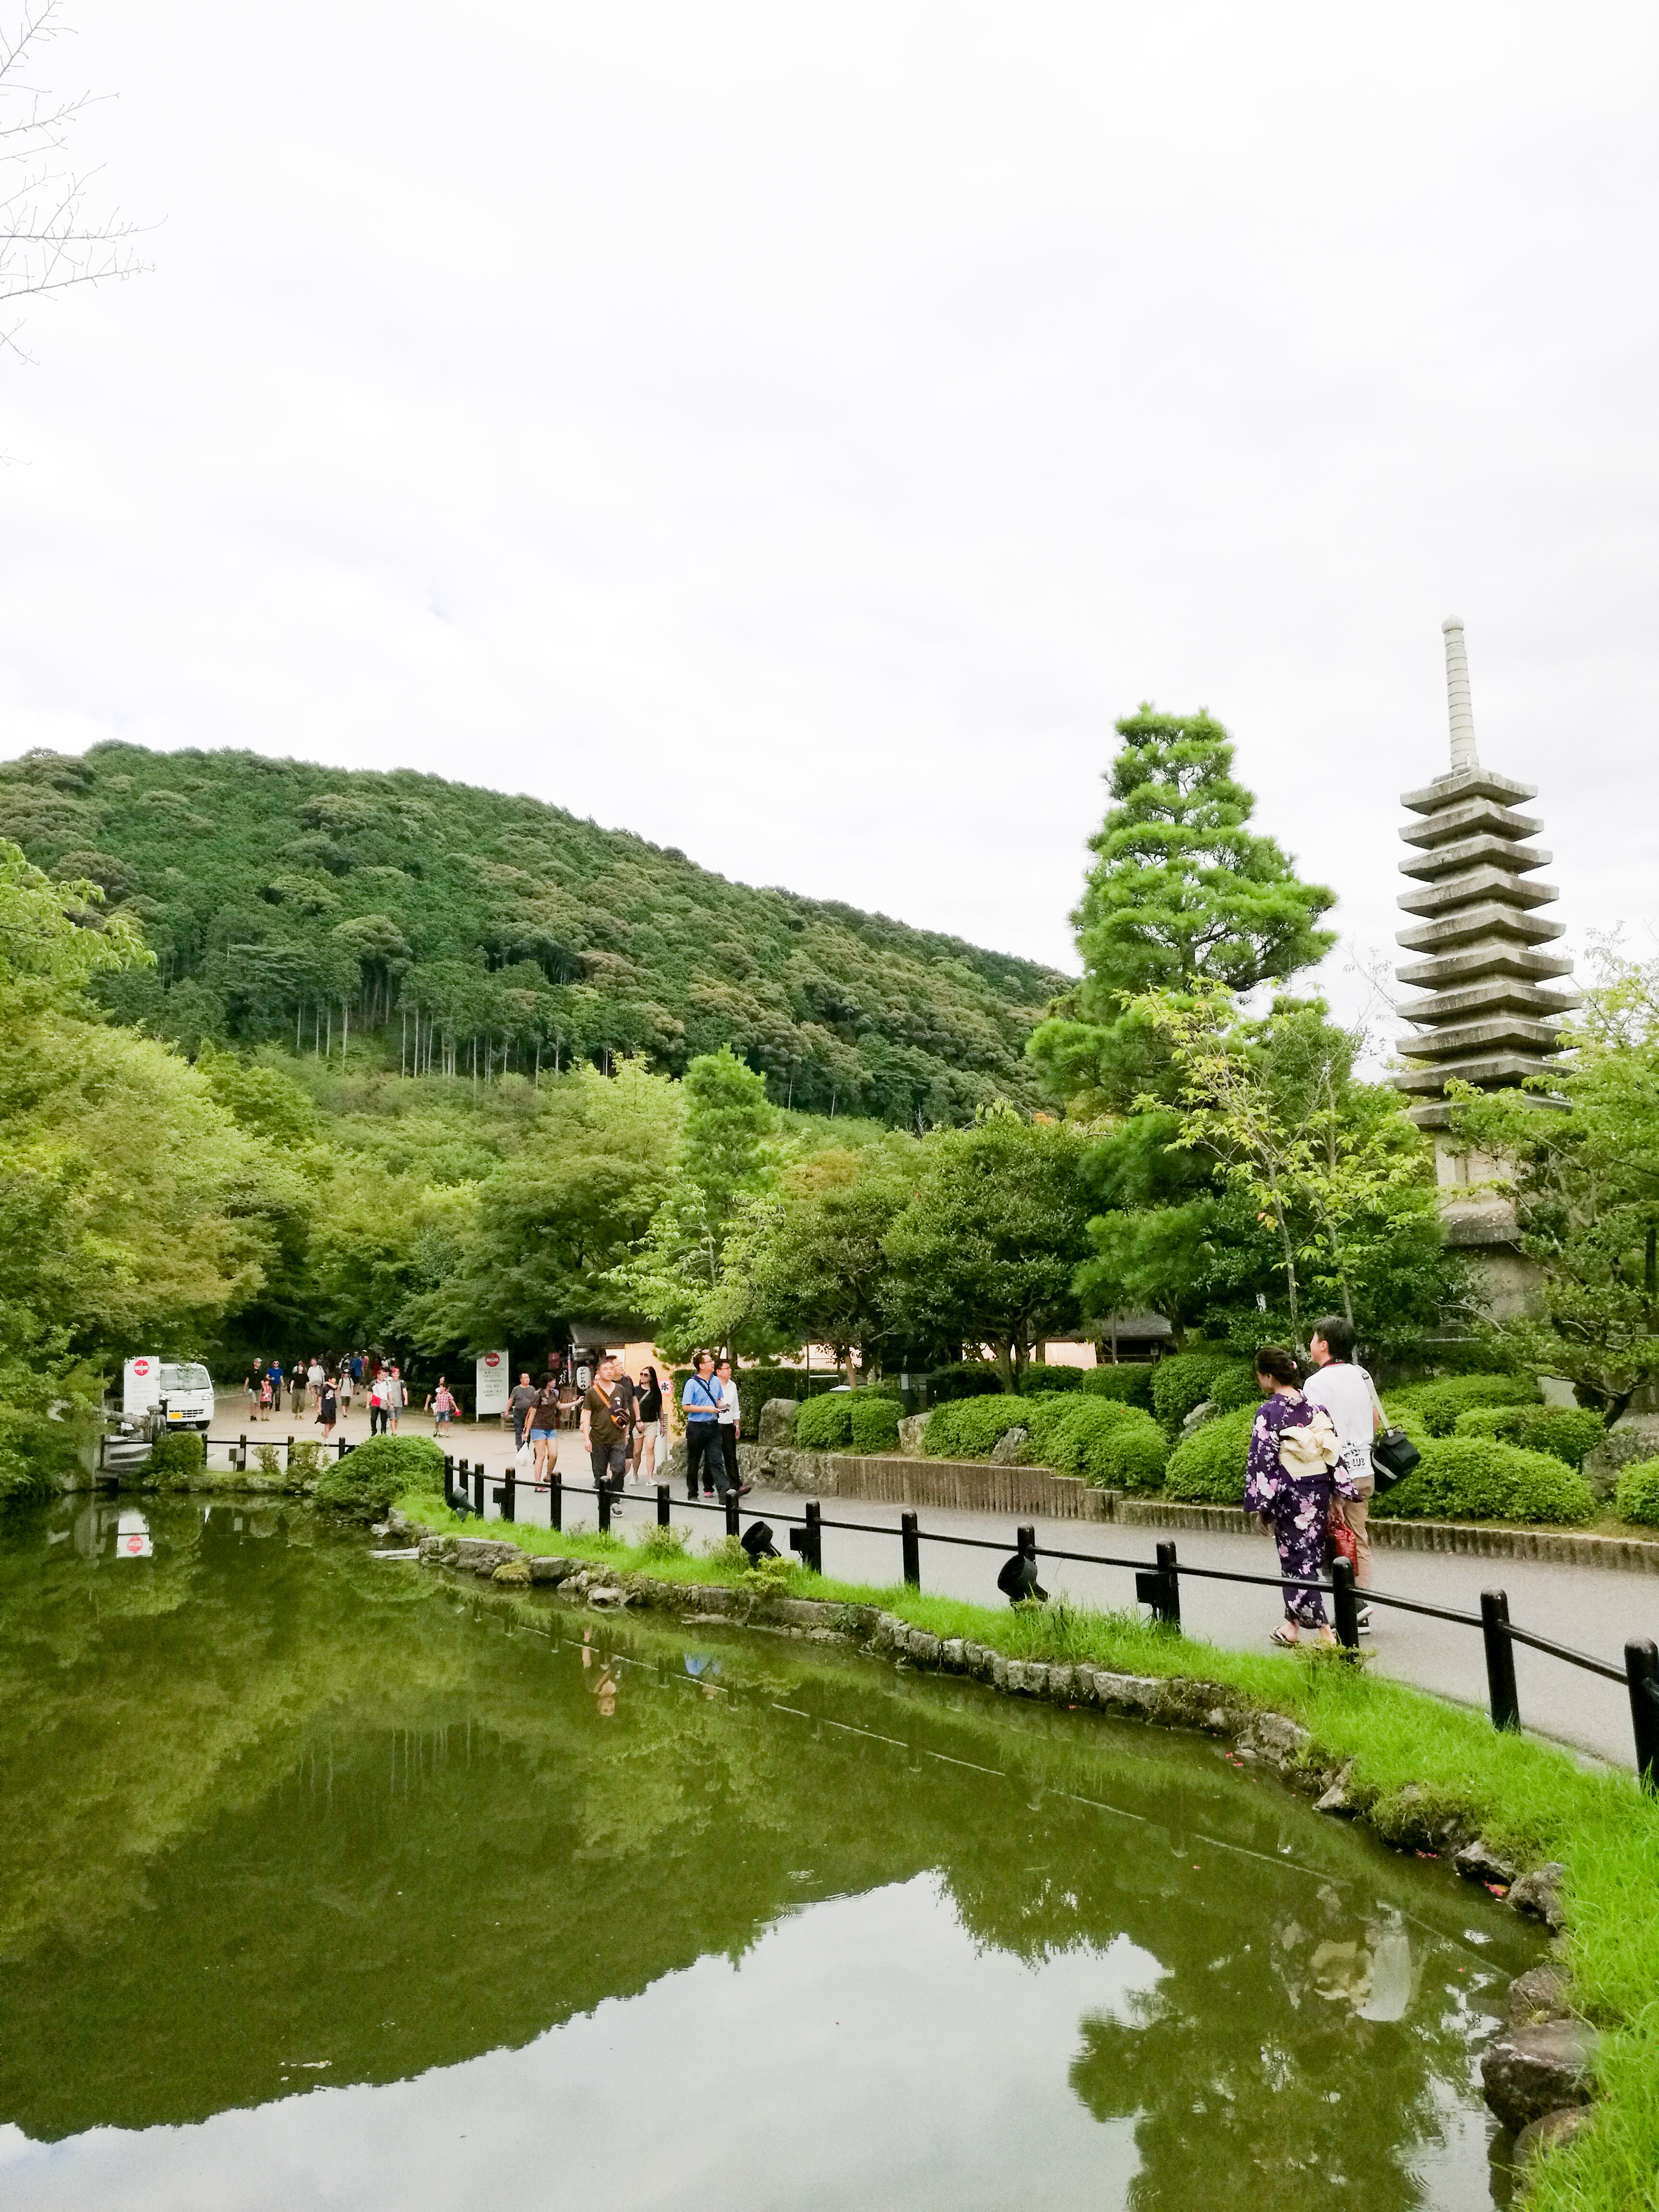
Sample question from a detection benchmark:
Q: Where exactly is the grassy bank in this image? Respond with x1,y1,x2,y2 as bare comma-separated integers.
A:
397,1492,1657,2208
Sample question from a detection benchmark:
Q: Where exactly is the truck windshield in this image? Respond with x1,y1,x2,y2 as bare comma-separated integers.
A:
160,1364,213,1393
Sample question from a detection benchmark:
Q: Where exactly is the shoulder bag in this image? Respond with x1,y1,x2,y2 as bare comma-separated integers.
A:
1360,1366,1419,1491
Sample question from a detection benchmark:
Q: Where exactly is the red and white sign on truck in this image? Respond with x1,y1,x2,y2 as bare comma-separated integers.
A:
123,1358,216,1430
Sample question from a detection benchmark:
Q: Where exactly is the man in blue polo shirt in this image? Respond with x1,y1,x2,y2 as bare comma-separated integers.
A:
680,1351,724,1501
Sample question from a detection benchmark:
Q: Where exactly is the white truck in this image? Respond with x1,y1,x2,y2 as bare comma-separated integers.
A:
122,1357,216,1432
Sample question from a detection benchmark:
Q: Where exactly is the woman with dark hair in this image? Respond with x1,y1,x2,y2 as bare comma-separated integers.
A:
633,1364,665,1482
1244,1344,1356,1647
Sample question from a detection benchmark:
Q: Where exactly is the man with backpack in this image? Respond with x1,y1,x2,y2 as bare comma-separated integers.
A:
1303,1315,1385,1633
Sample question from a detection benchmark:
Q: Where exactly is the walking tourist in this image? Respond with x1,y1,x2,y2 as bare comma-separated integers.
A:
632,1363,666,1481
427,1376,460,1432
529,1378,562,1479
1244,1345,1354,1647
266,1358,284,1410
384,1364,405,1432
367,1374,388,1435
715,1357,749,1498
245,1365,262,1420
306,1355,325,1409
508,1371,538,1450
289,1369,307,1418
338,1363,353,1412
581,1352,636,1502
349,1352,364,1394
258,1372,274,1419
1301,1316,1384,1634
680,1352,725,1501
317,1375,338,1441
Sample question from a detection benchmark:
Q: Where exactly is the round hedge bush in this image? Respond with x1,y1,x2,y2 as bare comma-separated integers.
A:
1615,1458,1659,1527
1152,1353,1239,1433
847,1392,902,1455
1452,1403,1606,1469
924,1363,1006,1404
1385,1373,1539,1438
921,1394,1035,1458
1017,1363,1087,1395
1205,1364,1262,1416
144,1429,206,1482
1079,1364,1156,1409
1371,1438,1595,1526
313,1433,445,1515
1017,1397,1169,1490
793,1393,854,1450
1161,1405,1258,1503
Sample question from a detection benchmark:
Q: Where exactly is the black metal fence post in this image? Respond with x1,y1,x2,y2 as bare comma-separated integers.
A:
337,1435,347,1460
724,1488,740,1538
501,1468,516,1524
598,1482,612,1535
237,1433,246,1474
1157,1540,1182,1632
1626,1639,1659,1790
472,1464,485,1519
656,1483,671,1528
804,1499,822,1575
1481,1589,1520,1731
549,1470,562,1532
1017,1523,1036,1561
901,1511,921,1588
1331,1559,1359,1650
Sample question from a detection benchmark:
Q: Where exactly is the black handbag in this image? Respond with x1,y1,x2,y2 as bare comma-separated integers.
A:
1371,1427,1420,1491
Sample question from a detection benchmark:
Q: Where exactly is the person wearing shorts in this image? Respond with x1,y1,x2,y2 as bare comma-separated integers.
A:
528,1380,561,1480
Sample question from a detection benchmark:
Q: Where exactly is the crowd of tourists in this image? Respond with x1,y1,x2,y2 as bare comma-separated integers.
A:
503,1350,751,1506
241,1352,447,1441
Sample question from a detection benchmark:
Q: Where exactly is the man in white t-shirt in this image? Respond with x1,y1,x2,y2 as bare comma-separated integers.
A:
1302,1315,1383,1631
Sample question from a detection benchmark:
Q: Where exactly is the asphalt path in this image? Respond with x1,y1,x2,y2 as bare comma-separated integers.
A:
215,1395,1658,1768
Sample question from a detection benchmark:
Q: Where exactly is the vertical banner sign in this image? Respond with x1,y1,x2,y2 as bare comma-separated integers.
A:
475,1352,510,1418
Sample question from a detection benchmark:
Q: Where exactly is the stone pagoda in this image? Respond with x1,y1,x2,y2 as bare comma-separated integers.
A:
1394,619,1576,1311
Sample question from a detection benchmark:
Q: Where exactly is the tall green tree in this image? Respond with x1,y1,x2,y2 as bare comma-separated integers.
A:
1448,944,1659,1419
1029,708,1335,1112
882,1112,1096,1388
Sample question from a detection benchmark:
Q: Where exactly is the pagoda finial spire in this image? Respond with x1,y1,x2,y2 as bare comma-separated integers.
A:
1442,615,1479,772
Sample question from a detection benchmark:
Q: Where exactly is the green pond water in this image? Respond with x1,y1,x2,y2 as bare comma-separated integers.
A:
0,1497,1542,2211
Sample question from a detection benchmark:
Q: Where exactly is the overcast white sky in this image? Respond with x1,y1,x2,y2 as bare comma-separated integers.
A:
3,1,1656,1047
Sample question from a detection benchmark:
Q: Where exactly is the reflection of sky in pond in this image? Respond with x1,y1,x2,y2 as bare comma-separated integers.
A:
0,1502,1537,2211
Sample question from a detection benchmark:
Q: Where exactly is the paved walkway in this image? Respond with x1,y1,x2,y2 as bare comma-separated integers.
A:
216,1396,1657,1768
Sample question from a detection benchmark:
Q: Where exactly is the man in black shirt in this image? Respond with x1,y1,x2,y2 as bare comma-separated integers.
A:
581,1354,636,1501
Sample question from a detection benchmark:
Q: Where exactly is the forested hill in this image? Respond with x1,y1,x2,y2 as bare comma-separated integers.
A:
0,744,1068,1122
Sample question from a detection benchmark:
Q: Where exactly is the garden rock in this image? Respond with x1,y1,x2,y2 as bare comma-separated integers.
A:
1179,1398,1215,1438
989,1427,1028,1466
1455,1838,1518,1888
1507,1964,1573,2028
1508,1862,1568,1933
491,1558,531,1587
1511,2106,1590,2166
1239,1712,1311,1767
757,1398,800,1448
1480,2021,1599,2132
1314,1765,1358,1817
898,1413,930,1456
1582,1410,1659,1498
453,1538,521,1575
529,1555,579,1585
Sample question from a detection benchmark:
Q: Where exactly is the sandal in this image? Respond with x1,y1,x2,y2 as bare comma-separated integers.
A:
1270,1624,1300,1647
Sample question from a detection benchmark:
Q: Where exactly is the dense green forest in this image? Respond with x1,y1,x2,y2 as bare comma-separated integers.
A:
0,743,1065,1125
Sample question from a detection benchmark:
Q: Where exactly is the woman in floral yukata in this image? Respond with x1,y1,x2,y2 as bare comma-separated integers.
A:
1244,1344,1358,1647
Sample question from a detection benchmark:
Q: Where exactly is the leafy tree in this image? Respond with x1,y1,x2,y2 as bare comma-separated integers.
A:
1081,992,1467,1352
1029,708,1335,1112
1448,943,1659,1419
0,842,289,1494
882,1112,1096,1388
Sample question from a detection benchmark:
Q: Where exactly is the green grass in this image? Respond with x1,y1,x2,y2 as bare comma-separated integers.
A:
397,1490,1659,2206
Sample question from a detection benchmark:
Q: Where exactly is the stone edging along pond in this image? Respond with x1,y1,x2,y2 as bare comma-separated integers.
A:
393,1508,1610,2180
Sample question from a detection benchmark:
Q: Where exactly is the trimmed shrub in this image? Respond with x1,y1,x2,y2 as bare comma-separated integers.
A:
1012,1396,1165,1489
793,1394,854,1451
1615,1458,1659,1527
922,1394,1041,1458
1205,1365,1262,1416
1452,1404,1606,1469
1017,1363,1087,1395
1161,1406,1258,1503
729,1367,844,1432
847,1392,902,1455
1385,1373,1539,1438
1372,1438,1595,1526
1079,1364,1156,1409
925,1363,1007,1404
1152,1353,1240,1433
145,1429,205,1481
313,1434,445,1515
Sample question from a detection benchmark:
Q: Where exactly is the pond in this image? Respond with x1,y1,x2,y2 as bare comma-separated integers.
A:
0,1498,1542,2211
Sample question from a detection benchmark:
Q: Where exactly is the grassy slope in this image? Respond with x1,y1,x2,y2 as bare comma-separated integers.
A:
400,1491,1659,2209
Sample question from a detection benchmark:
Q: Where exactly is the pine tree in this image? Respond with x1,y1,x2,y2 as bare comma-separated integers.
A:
1029,708,1335,1111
